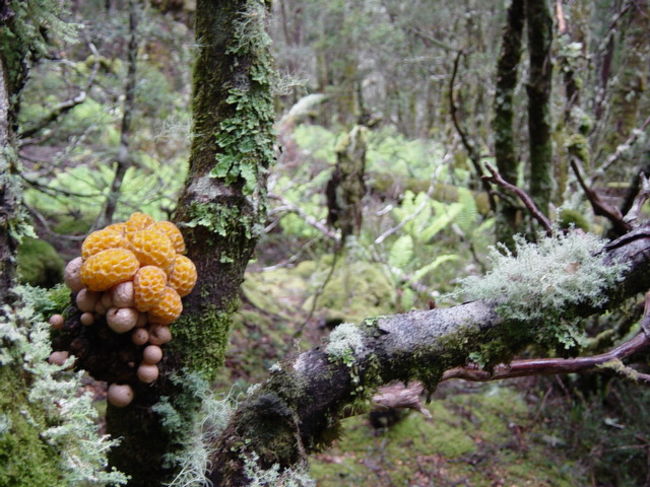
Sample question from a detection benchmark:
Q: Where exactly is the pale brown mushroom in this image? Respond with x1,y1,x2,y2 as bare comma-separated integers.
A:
107,383,134,408
142,345,163,365
106,307,139,334
147,325,171,345
76,288,99,312
137,364,159,384
48,351,70,366
80,312,95,326
48,314,64,330
131,328,149,346
64,257,84,293
111,281,135,308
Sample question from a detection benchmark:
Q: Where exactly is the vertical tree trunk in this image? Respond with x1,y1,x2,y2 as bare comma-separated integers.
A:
493,0,525,247
525,0,554,218
105,1,275,484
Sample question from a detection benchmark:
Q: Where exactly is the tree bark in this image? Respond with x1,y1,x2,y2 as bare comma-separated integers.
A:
525,0,553,218
493,0,525,247
102,1,276,484
207,226,650,485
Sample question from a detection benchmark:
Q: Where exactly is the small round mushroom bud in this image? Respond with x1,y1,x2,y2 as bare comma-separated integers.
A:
48,351,69,366
131,328,149,346
111,281,135,308
48,314,64,330
137,364,159,384
64,257,84,293
80,312,95,326
107,383,134,408
106,307,139,334
76,288,99,312
148,325,172,345
142,345,163,365
136,312,147,328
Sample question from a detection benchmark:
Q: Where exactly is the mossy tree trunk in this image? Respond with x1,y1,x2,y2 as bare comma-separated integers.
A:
105,0,275,484
525,0,554,218
493,0,525,248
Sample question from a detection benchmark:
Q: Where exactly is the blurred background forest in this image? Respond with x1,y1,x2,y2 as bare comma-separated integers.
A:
11,0,650,485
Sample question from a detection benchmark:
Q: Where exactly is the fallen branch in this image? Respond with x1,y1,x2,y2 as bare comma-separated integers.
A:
482,162,553,236
206,225,650,486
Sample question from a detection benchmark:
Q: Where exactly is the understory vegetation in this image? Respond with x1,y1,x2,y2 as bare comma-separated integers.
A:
2,0,650,485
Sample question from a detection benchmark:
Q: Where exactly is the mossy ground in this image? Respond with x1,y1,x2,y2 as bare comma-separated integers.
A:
310,383,584,487
218,261,590,486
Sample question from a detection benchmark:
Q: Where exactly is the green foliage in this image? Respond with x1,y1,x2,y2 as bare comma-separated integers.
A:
16,237,64,287
545,379,650,486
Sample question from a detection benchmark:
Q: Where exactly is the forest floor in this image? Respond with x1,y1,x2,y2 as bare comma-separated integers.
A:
212,262,596,487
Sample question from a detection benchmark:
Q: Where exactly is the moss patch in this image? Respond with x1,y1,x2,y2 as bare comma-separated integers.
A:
310,384,585,487
16,237,64,287
0,367,62,487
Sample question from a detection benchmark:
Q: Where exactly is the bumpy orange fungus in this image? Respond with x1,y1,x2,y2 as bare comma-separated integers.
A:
148,287,182,325
80,248,139,291
125,212,155,234
168,255,197,297
81,228,128,260
104,222,126,234
150,221,186,254
133,265,167,312
128,228,175,269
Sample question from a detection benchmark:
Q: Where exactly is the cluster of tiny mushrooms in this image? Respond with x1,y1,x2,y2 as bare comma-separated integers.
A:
48,212,197,408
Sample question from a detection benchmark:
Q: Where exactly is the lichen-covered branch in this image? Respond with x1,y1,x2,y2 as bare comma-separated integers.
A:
206,227,650,485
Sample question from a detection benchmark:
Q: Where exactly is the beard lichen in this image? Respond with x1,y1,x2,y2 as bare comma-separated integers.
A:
457,232,628,352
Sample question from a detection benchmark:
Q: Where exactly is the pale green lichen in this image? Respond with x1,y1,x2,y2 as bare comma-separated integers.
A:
458,232,627,323
156,372,234,487
210,0,275,195
326,322,366,367
242,451,315,487
1,286,127,486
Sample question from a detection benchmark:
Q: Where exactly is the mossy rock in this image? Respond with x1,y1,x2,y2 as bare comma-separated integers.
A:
17,237,64,287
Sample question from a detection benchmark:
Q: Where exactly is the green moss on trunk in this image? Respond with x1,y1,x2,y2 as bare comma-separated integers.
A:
526,0,554,218
106,1,276,484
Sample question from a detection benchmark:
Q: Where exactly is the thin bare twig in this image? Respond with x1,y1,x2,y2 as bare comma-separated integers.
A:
482,162,553,236
624,172,650,227
441,332,650,383
570,158,631,235
96,0,139,228
448,49,496,212
596,115,650,177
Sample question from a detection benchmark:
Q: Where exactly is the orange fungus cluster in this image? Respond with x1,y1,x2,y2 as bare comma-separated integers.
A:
56,212,198,407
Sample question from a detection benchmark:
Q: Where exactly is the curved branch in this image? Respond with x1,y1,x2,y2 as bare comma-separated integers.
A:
207,226,650,485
